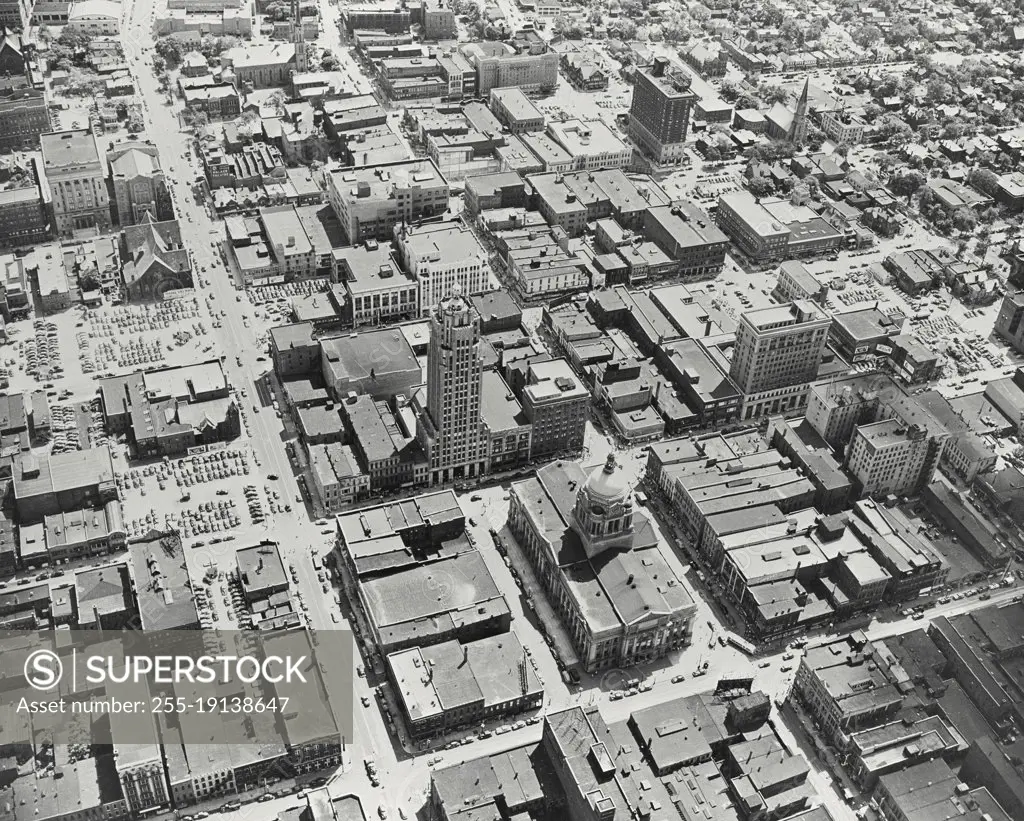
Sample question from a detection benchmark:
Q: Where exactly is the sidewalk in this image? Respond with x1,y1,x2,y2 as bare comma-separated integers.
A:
495,525,580,669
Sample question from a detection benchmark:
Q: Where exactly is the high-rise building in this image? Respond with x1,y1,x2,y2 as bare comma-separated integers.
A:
994,290,1024,354
41,129,111,238
291,0,308,73
416,284,487,485
628,57,697,168
845,418,947,498
730,301,831,419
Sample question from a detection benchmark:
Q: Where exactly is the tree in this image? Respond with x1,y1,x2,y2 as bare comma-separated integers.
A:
79,274,100,291
155,36,184,68
748,140,797,163
890,170,925,202
886,20,917,46
608,20,637,40
852,23,883,48
876,115,913,145
951,206,978,234
758,83,789,105
969,167,1000,198
748,176,775,198
873,151,898,173
834,143,851,157
266,1,288,21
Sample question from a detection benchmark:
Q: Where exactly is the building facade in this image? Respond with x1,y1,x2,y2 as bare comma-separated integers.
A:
416,287,487,485
41,129,111,238
730,301,831,420
107,141,173,226
0,80,49,151
628,58,696,167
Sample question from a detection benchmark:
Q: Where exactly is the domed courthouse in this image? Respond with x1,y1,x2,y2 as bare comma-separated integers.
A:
507,454,695,673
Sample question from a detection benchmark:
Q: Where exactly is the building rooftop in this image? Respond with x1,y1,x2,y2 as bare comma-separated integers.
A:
400,222,486,265
547,119,629,158
236,541,288,597
490,86,543,122
361,549,508,644
321,327,419,386
128,534,198,630
330,158,446,202
720,191,789,238
388,631,542,722
261,205,313,258
333,240,411,294
40,130,101,169
12,447,114,501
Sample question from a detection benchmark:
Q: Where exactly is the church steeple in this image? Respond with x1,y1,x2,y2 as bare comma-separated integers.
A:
789,78,809,146
292,0,308,73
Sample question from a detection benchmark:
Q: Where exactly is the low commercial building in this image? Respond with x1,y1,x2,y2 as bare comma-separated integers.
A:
794,633,912,745
716,191,790,262
530,169,671,237
387,631,543,738
830,307,906,364
489,87,544,134
18,500,126,567
546,119,633,172
341,393,426,491
321,326,420,400
773,261,827,305
67,0,120,34
873,759,1012,821
327,159,449,244
11,446,117,520
395,222,491,315
270,322,319,377
464,171,526,216
656,338,742,428
332,240,417,327
334,490,511,652
34,244,71,314
642,202,728,279
309,443,368,510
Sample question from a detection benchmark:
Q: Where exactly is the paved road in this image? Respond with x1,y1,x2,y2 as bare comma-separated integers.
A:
119,3,399,804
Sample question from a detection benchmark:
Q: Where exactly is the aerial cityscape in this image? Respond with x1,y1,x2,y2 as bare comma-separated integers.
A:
1,0,1024,820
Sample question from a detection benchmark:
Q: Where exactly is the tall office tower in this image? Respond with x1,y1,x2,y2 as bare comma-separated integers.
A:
292,0,308,73
418,284,486,485
789,79,810,146
627,56,697,168
730,300,832,420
